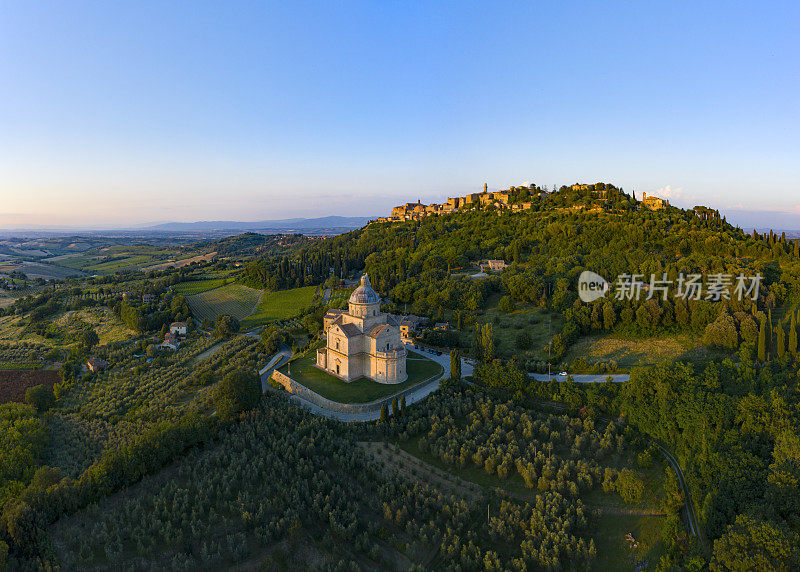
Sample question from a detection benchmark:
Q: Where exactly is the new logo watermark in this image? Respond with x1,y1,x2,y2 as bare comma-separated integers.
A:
578,271,610,303
578,272,762,302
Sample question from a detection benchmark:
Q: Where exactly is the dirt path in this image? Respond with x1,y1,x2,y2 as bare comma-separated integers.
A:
191,340,224,363
359,441,481,503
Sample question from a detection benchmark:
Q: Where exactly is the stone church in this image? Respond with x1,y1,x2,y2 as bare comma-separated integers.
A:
316,274,407,383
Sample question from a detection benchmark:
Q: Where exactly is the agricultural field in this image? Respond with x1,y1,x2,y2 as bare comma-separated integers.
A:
41,243,190,275
41,252,99,270
0,306,136,348
55,307,137,346
0,342,52,369
85,255,156,275
17,261,86,280
0,316,33,343
186,284,262,324
140,251,216,272
240,285,317,330
0,369,59,403
0,291,15,310
393,391,678,570
172,277,233,296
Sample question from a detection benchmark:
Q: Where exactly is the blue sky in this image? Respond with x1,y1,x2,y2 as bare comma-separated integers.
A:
0,1,798,227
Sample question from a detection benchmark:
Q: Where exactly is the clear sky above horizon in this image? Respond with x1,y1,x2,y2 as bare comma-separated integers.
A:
1,1,798,227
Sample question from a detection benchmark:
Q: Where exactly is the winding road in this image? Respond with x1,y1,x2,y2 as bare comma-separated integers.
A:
652,441,706,553
258,346,293,392
537,399,705,552
262,343,473,422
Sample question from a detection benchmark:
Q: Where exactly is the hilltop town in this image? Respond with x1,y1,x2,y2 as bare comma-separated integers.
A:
380,182,669,222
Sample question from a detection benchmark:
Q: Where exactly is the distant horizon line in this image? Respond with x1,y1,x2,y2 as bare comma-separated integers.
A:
1,204,799,234
0,214,379,232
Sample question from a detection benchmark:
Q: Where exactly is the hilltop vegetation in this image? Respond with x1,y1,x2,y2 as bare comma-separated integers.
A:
0,182,799,569
291,183,800,567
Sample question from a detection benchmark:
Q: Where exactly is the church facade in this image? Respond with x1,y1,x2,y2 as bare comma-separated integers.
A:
316,274,407,384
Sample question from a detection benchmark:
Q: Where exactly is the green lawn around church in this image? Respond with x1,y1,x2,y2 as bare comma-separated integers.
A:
276,349,443,404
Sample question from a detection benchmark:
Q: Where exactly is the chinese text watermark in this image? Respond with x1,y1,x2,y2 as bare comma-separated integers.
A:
578,271,762,303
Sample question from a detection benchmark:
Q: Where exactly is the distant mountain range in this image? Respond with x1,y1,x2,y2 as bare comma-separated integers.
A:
720,209,800,236
142,216,374,234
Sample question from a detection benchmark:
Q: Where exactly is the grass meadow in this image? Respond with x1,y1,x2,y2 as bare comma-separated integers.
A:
276,349,442,403
184,284,317,331
561,332,728,370
240,285,317,330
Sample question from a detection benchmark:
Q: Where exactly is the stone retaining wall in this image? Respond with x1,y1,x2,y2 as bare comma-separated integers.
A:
270,369,441,414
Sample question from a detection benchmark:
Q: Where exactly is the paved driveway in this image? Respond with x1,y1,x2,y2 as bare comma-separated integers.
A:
259,346,293,392
265,343,475,422
404,343,475,379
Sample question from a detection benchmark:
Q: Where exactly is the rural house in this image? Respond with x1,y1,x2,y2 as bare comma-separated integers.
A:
481,259,508,272
170,321,188,336
86,357,108,372
160,333,180,350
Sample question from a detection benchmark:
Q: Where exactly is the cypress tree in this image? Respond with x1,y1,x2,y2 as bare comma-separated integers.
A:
776,324,786,358
400,395,406,412
789,312,798,357
758,315,766,362
481,323,495,362
450,348,461,381
767,308,774,355
391,396,399,417
379,403,388,423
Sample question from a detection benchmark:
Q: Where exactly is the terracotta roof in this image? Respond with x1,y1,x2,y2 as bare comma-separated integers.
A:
87,357,108,369
336,323,362,338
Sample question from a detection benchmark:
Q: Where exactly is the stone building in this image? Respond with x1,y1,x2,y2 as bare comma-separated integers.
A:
481,259,508,272
316,274,407,383
641,192,669,210
170,321,188,336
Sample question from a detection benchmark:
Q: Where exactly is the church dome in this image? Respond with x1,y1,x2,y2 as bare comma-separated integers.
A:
349,274,379,305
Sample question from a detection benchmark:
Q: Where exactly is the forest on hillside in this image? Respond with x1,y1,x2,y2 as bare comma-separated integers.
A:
1,183,798,569
297,184,800,567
